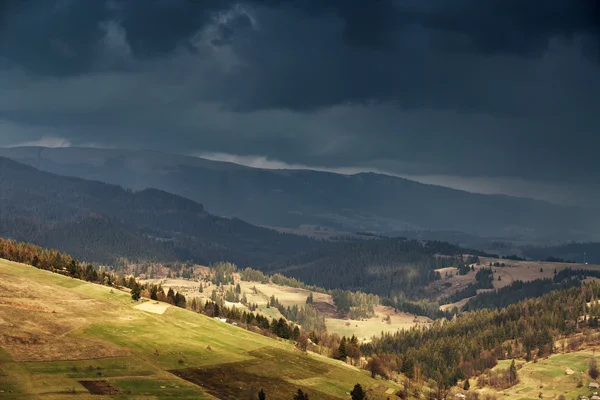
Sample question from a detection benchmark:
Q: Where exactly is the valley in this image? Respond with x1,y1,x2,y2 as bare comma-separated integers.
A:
3,154,600,399
2,5,599,399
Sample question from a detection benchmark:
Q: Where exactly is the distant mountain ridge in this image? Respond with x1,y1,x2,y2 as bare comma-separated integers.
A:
0,156,320,265
1,146,598,241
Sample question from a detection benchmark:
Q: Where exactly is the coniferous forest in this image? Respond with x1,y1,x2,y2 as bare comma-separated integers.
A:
363,283,600,390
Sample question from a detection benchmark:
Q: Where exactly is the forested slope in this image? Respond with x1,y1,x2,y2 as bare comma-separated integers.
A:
0,157,321,265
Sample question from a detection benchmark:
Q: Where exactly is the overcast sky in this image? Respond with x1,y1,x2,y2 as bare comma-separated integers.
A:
1,1,599,205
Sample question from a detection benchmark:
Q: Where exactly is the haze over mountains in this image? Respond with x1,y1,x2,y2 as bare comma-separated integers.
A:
1,146,598,243
0,156,320,265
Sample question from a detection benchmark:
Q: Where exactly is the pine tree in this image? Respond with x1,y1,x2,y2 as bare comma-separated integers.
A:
292,326,300,340
131,282,141,301
167,287,176,304
350,383,366,400
509,359,518,385
306,292,314,305
463,379,470,390
258,389,266,400
293,389,309,400
338,337,347,360
590,358,599,380
150,285,158,300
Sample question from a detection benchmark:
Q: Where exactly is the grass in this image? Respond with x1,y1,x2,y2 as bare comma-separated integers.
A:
480,351,600,400
0,258,398,399
325,306,428,343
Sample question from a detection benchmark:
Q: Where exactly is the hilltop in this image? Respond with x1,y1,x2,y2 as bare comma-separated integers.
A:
0,258,397,399
0,156,321,265
2,146,597,241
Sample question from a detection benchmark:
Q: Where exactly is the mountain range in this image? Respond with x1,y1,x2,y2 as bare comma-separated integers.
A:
1,146,597,242
0,156,319,265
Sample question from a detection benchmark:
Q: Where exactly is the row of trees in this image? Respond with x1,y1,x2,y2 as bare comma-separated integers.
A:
0,237,143,293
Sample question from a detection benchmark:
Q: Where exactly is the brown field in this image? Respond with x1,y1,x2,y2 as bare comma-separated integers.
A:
142,278,199,291
133,301,170,314
79,380,123,395
326,305,431,342
238,281,333,308
435,257,600,309
0,269,129,362
480,257,600,289
439,296,474,312
429,267,480,300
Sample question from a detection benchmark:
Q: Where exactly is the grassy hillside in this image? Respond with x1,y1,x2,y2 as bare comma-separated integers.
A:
483,351,600,399
0,259,397,399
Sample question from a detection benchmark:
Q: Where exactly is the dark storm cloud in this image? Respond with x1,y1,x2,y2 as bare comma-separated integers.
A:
396,1,600,55
3,0,598,75
1,0,600,197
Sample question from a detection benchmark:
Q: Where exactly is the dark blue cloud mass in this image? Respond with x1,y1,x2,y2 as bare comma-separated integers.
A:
0,0,599,203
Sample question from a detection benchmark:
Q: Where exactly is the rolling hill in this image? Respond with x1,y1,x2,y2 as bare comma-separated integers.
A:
0,258,397,399
2,146,598,241
0,156,320,265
